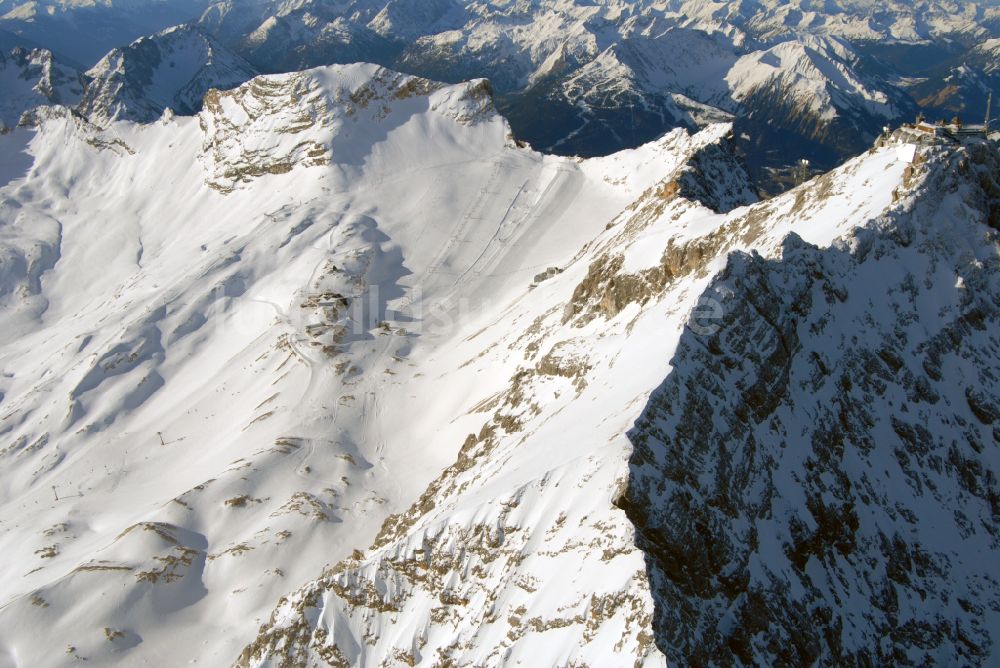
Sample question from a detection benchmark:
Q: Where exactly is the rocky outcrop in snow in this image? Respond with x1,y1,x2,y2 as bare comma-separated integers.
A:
198,64,500,192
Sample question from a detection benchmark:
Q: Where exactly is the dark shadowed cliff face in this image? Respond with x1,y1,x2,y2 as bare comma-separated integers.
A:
621,144,1000,666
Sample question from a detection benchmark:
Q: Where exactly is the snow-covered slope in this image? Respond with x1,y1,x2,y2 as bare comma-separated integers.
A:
78,24,257,125
2,59,1000,666
0,61,740,666
0,46,83,131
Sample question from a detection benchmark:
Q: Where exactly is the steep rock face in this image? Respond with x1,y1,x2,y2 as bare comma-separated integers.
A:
78,24,257,125
621,144,1000,666
0,46,84,130
672,131,758,214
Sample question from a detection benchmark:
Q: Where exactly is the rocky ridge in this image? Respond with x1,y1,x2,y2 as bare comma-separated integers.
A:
233,117,997,667
1,54,999,667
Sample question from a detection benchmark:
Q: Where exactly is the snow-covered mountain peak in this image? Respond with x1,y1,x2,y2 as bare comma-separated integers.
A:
726,36,893,123
0,45,83,130
366,0,462,41
78,23,257,125
198,63,503,192
0,58,765,663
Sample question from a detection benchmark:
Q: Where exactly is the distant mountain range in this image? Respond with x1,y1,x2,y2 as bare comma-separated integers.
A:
184,0,1000,185
4,0,1000,189
0,0,212,65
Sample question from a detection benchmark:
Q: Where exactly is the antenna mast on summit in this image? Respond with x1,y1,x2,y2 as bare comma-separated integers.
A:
986,92,993,136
